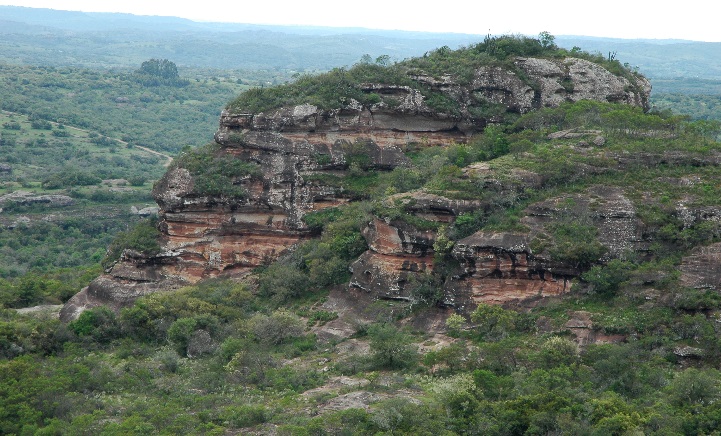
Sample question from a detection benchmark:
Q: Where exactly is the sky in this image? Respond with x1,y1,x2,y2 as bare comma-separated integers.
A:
1,0,719,42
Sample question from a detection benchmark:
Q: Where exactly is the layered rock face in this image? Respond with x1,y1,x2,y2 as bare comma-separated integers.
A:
349,196,476,300
447,232,571,309
447,186,643,309
61,56,651,320
348,184,644,311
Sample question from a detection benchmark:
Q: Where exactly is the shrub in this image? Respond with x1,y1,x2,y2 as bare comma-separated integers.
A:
101,217,161,270
544,222,607,269
537,336,579,369
173,143,260,198
30,119,52,130
471,304,518,341
367,323,418,369
581,259,634,295
221,404,268,428
68,307,120,343
257,257,311,304
41,167,101,189
445,313,467,336
167,317,198,356
251,310,305,345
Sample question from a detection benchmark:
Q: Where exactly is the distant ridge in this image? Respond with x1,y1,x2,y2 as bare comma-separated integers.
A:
1,5,721,81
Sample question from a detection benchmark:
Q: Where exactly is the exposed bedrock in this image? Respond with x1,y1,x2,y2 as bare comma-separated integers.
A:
61,56,651,319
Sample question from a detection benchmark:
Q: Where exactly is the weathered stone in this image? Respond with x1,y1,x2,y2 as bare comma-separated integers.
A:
137,206,159,217
62,56,652,319
564,311,626,347
349,251,434,300
673,345,704,358
384,191,483,222
680,242,721,290
521,185,642,261
362,218,435,256
446,232,570,310
0,190,74,208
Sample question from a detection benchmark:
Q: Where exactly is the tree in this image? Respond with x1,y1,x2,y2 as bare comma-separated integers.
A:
167,317,198,356
250,310,305,345
137,59,179,80
471,304,518,341
538,31,556,49
375,55,391,66
68,307,120,343
367,324,417,369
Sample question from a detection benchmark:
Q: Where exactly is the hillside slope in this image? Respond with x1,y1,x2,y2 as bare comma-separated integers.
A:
7,34,721,436
61,35,653,318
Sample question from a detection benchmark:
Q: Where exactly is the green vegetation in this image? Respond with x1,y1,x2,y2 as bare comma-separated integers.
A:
172,143,260,198
228,34,646,118
0,109,160,279
259,203,370,304
101,218,162,270
228,63,417,113
8,86,721,435
0,63,249,153
0,110,165,186
7,27,721,434
134,59,185,86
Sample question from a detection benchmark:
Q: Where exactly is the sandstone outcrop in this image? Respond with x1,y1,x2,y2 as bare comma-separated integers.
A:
443,186,641,309
680,242,721,290
473,57,650,114
347,184,644,312
61,54,652,320
0,190,74,209
564,311,626,347
446,231,570,310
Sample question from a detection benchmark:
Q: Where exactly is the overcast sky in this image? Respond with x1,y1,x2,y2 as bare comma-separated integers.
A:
1,0,718,42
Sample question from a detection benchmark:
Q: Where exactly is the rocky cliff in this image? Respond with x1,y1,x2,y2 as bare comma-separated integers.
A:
61,50,652,321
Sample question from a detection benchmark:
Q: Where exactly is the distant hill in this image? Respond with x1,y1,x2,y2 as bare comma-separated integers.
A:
556,36,721,82
3,5,721,88
0,6,481,71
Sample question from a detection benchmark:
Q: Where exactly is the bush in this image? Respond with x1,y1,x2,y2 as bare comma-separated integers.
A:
581,259,634,295
68,307,120,343
41,167,101,189
543,222,607,269
471,304,518,341
221,404,268,428
536,336,579,369
173,143,260,198
257,258,311,304
367,323,418,369
30,119,52,130
101,217,161,270
251,310,305,345
167,317,198,356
